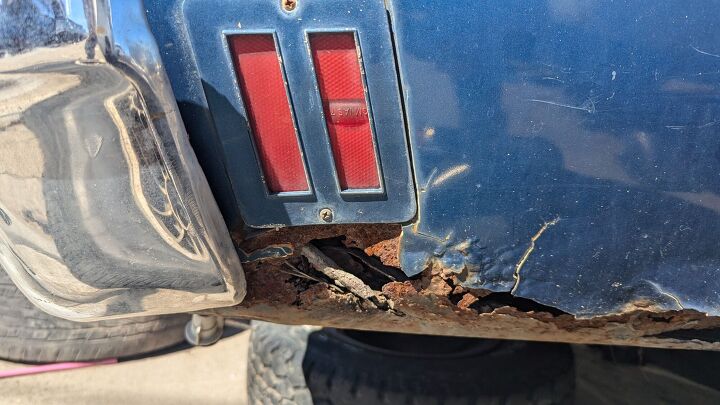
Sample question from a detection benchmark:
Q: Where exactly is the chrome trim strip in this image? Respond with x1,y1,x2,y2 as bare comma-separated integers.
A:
0,0,245,320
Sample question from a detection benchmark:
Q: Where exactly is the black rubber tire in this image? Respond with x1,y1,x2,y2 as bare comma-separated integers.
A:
248,321,574,405
248,322,316,405
0,270,190,363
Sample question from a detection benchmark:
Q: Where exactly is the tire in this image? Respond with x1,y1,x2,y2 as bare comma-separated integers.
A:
248,322,316,405
248,321,574,405
0,269,190,363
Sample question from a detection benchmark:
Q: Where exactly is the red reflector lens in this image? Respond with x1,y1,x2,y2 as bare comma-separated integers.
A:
228,34,308,193
309,33,381,190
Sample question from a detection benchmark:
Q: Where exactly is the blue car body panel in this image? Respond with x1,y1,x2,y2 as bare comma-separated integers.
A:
148,0,720,318
392,0,720,317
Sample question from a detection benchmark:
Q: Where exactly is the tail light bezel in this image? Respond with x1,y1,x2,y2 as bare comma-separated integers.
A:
183,0,416,226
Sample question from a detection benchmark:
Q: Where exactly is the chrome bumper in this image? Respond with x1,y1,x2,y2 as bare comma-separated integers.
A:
0,0,245,320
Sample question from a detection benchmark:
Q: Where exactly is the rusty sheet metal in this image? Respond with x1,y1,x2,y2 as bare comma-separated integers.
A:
208,258,720,350
210,225,720,349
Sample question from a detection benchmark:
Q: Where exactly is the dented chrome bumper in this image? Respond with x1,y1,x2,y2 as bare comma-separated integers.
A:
0,0,245,320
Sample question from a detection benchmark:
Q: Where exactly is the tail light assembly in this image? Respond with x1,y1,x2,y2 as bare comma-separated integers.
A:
184,0,415,227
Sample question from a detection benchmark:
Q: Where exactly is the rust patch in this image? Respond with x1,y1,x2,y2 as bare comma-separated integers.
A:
361,234,401,268
235,224,401,267
240,261,298,307
221,225,720,349
457,293,479,310
208,256,720,350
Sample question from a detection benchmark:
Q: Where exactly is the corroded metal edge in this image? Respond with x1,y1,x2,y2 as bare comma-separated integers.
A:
214,225,720,350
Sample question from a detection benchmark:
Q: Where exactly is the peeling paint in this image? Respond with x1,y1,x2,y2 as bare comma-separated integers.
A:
511,217,560,294
430,164,470,188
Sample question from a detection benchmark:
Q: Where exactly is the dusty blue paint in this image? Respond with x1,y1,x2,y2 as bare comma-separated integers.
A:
391,0,720,316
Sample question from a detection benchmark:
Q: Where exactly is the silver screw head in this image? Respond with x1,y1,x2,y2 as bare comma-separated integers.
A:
319,208,333,223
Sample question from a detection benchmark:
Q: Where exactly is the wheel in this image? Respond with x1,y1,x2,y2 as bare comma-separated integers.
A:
248,321,575,405
0,269,190,363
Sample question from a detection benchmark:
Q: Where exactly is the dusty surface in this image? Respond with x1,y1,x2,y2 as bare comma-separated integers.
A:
0,330,250,405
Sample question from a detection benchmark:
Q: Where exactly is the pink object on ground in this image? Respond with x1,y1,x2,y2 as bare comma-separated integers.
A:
0,358,118,379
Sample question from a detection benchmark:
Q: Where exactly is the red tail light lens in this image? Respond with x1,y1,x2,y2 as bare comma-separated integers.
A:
228,34,309,193
309,33,381,190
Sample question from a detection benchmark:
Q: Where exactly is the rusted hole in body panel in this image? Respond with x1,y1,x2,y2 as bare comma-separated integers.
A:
235,223,401,261
218,259,720,349
224,225,720,350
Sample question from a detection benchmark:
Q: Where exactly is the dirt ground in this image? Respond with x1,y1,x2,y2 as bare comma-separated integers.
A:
0,330,250,405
